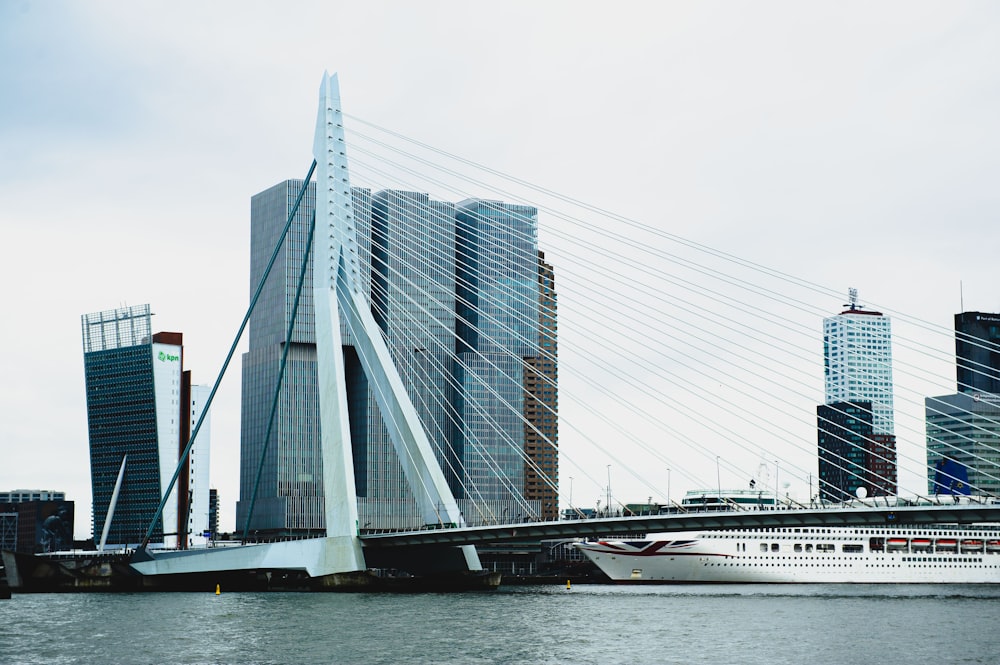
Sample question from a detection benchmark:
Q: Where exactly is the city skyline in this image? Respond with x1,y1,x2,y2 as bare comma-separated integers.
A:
3,3,1000,537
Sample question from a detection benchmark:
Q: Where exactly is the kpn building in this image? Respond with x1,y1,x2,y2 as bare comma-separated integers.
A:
81,304,210,549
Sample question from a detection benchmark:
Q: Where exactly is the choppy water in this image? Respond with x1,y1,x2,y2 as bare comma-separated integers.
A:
2,584,1000,664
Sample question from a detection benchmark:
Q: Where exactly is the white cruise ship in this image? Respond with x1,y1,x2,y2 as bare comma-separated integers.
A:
575,491,1000,584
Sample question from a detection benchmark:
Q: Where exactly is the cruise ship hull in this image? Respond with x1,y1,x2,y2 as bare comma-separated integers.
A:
575,526,1000,583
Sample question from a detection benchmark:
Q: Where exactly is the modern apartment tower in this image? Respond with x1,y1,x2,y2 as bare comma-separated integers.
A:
817,402,873,502
820,291,898,497
523,251,559,521
81,304,211,548
924,311,1000,496
817,402,897,501
239,182,551,533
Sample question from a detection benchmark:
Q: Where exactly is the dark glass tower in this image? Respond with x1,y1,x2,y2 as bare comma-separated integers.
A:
82,305,210,548
82,305,163,545
955,312,1000,394
817,401,897,501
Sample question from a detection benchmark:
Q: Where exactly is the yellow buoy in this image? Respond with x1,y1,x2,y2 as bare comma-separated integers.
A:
215,583,221,595
566,579,571,590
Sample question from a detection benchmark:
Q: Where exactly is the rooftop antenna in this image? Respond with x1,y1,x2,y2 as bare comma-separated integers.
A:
844,287,859,311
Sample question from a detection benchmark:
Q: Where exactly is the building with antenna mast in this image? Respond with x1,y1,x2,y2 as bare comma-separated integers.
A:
923,310,1000,497
818,289,898,498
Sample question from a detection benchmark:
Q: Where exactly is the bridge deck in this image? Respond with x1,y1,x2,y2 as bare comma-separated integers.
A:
359,503,1000,548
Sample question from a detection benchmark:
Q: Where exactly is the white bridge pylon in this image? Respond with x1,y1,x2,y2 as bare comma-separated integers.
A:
313,71,481,573
132,72,480,580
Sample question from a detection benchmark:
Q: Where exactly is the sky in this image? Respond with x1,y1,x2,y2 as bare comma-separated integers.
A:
1,1,999,537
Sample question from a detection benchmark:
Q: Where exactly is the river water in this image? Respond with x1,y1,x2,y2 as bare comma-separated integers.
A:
2,584,999,664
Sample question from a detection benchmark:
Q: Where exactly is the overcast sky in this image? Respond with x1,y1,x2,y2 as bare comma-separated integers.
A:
2,1,998,537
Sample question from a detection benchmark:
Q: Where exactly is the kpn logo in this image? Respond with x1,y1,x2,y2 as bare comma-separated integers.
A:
157,350,180,362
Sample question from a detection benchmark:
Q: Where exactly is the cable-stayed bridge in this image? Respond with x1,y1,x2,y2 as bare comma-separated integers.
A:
129,71,1000,588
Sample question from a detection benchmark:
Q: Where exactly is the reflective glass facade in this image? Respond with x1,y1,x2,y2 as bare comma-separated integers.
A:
81,305,200,547
955,312,1000,395
926,393,1000,496
817,401,873,502
455,200,540,521
84,340,162,545
240,184,549,532
239,181,376,533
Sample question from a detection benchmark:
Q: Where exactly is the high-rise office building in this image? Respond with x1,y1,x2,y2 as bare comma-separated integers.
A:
923,312,1000,496
366,190,458,525
81,304,211,548
955,312,1000,395
454,199,540,523
820,292,897,496
925,393,1000,496
239,183,551,533
823,300,895,433
237,180,367,534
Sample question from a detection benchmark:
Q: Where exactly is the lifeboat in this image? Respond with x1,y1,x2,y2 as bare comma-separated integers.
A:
936,538,958,551
886,538,908,551
911,538,932,550
961,539,984,553
986,540,1000,553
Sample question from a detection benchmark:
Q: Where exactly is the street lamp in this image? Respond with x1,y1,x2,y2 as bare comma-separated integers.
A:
606,465,612,516
775,460,780,509
716,456,721,506
666,468,671,507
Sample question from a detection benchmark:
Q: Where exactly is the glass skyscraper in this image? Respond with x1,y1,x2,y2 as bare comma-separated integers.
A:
923,311,1000,496
925,393,1000,496
238,181,373,533
955,312,1000,395
455,199,540,522
81,304,211,548
239,183,551,532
